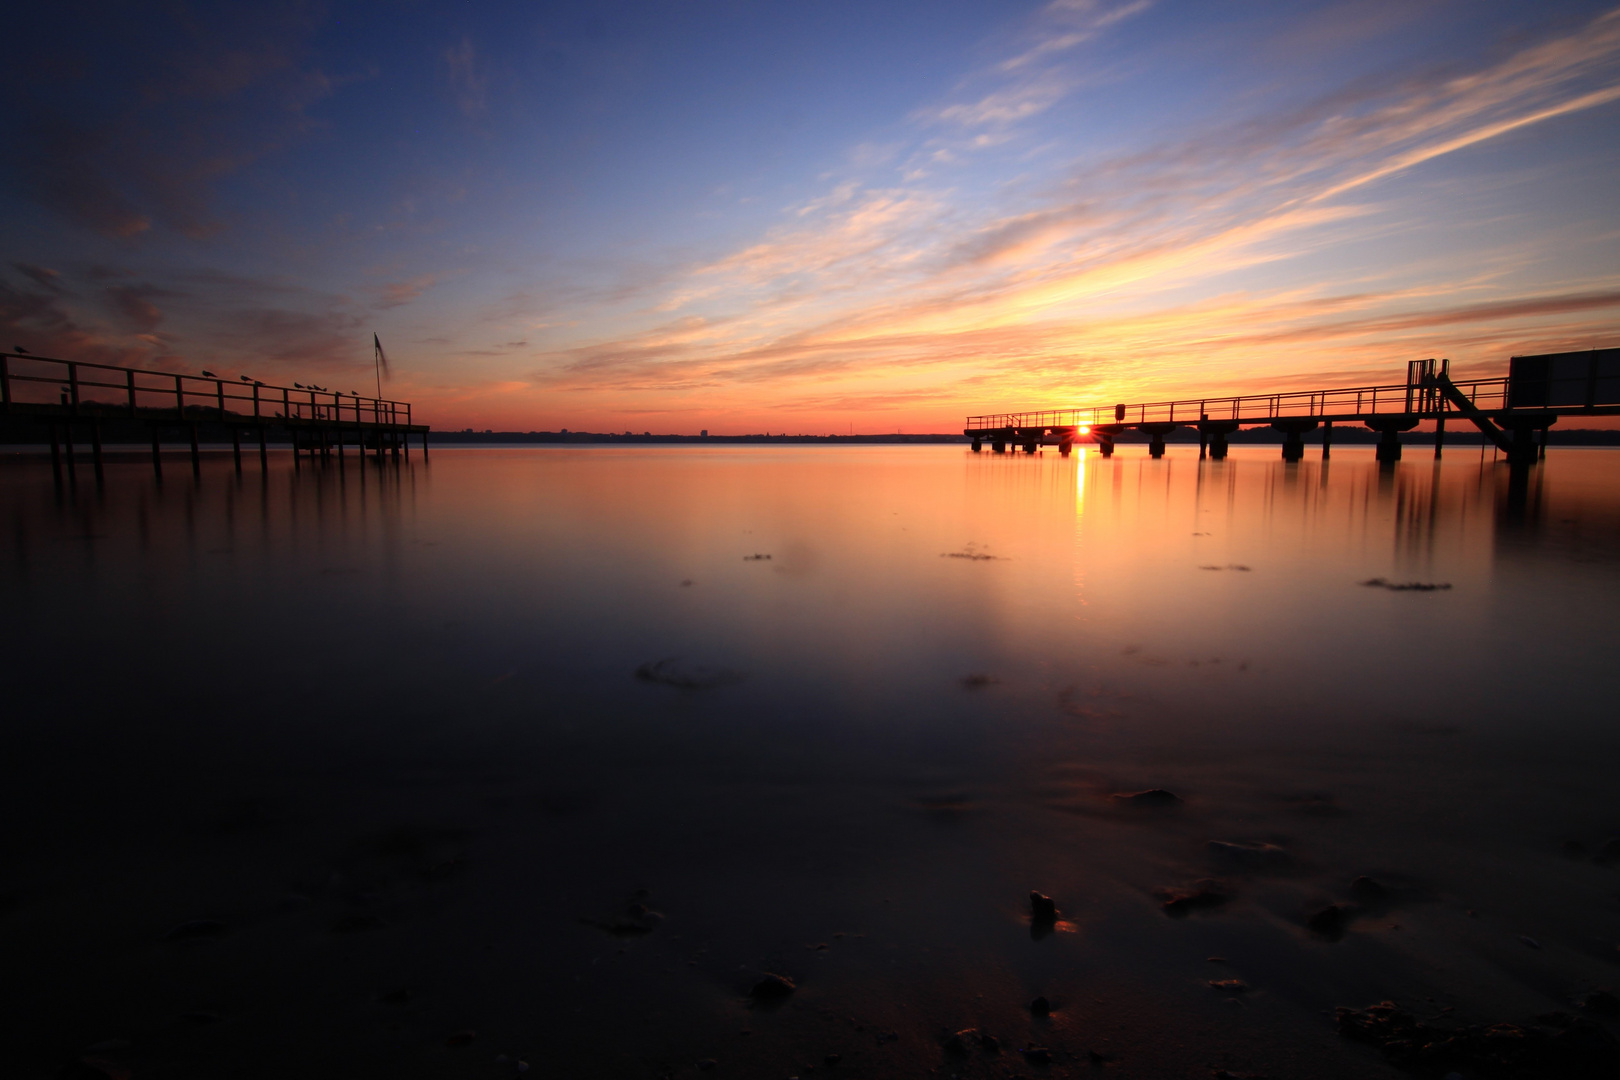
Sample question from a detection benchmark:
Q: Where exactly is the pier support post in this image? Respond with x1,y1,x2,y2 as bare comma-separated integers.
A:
1197,421,1237,461
1365,415,1419,464
1140,423,1177,459
150,426,162,479
1322,420,1333,460
232,427,242,473
259,426,268,471
49,423,62,484
91,422,104,484
64,424,76,484
1271,419,1317,462
971,438,981,452
189,424,200,476
1434,413,1445,459
992,439,1005,453
422,430,429,460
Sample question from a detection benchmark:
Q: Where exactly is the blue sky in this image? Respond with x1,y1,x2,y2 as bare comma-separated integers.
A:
4,1,1618,431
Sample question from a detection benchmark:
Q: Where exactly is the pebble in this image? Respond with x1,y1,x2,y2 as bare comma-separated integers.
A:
1020,1046,1051,1064
1029,891,1058,923
1030,996,1052,1016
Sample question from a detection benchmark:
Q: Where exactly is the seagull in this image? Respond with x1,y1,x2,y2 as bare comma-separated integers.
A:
294,382,304,389
14,345,29,354
201,369,216,377
254,380,265,386
240,375,253,382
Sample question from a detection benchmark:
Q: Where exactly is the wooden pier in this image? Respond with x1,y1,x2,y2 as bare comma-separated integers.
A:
0,350,428,482
965,350,1620,466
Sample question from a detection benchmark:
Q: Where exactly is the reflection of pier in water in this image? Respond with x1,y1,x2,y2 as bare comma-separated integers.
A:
0,349,429,486
966,349,1620,466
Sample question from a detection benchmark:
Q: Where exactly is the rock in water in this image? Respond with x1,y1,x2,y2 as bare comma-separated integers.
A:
1349,876,1389,906
1208,841,1293,871
1111,788,1182,806
1585,991,1620,1017
1030,996,1052,1016
1338,1001,1620,1076
1029,891,1058,923
751,973,796,1000
1308,903,1354,939
1157,880,1230,916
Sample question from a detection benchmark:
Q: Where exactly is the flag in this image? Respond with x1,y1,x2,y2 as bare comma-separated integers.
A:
373,333,390,380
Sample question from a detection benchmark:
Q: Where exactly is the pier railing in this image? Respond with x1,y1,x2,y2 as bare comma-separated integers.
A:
0,351,412,427
965,376,1510,432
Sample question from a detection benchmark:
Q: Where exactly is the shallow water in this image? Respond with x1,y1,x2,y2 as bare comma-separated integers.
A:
3,445,1618,1078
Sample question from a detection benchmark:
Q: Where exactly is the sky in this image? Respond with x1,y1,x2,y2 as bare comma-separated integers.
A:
3,0,1619,434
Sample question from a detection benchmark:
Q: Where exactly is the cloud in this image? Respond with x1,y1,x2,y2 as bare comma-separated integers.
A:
105,284,178,331
445,38,489,117
381,274,439,307
12,263,65,292
15,115,151,239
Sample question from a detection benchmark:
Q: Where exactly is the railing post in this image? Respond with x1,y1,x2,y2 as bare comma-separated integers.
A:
127,369,137,416
253,383,260,418
174,373,184,417
0,353,9,411
217,379,225,418
70,362,81,415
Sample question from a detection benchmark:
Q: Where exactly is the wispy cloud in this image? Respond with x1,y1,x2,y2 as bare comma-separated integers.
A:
517,5,1620,426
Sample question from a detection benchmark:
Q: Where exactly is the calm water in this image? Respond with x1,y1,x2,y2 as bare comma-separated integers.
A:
3,445,1619,1079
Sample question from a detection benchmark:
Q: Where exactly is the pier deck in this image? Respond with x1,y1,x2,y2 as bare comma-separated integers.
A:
0,350,428,481
965,350,1620,464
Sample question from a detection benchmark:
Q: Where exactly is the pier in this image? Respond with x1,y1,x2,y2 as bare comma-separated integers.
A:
965,350,1620,465
0,349,429,483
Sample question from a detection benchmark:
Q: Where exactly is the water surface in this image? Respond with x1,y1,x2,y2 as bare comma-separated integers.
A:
3,445,1618,1079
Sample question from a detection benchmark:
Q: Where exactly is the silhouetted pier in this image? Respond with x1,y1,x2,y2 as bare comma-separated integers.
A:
966,350,1620,466
0,350,429,483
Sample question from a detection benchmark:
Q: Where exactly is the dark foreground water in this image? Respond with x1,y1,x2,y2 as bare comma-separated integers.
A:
3,445,1619,1079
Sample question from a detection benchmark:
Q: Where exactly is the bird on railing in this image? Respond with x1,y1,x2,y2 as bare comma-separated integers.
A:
254,380,264,386
14,345,29,354
294,382,305,389
201,370,216,377
240,375,254,382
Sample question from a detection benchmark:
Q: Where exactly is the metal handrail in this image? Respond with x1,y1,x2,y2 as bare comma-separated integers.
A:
0,350,413,426
965,376,1513,431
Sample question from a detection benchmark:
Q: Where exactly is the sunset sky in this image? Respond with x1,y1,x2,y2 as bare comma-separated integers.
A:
3,1,1619,433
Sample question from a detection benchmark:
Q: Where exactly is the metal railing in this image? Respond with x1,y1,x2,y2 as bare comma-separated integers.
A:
966,376,1510,432
0,351,413,427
